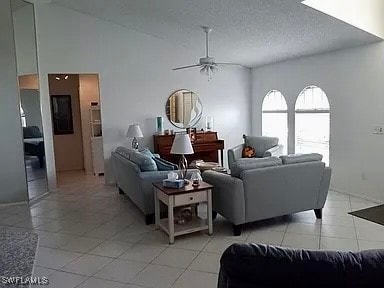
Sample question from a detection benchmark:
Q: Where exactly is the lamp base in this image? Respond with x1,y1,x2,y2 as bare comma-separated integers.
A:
179,154,188,181
132,137,139,150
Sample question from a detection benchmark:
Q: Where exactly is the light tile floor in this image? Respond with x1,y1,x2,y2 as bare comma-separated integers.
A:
1,171,384,288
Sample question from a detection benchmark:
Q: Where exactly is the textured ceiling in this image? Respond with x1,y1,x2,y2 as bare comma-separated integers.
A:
50,0,380,67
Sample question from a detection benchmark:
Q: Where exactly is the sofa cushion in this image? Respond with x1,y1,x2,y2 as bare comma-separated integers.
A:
153,157,178,171
244,136,279,157
115,146,134,160
115,147,158,171
139,148,177,171
130,151,157,172
280,153,323,165
218,243,384,288
231,157,282,178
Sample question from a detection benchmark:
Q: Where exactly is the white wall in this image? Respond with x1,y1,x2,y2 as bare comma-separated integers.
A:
34,3,251,185
251,41,384,202
0,0,28,204
79,74,100,175
12,3,38,75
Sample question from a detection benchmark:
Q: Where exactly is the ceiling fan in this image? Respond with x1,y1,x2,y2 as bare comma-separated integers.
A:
173,26,242,80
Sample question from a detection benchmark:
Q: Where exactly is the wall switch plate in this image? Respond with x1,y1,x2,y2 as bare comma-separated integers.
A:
373,125,384,135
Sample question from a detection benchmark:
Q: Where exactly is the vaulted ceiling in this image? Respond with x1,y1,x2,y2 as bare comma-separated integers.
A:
50,0,380,67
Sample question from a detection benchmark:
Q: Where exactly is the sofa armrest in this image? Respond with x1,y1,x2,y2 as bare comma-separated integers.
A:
202,171,245,225
228,144,244,170
317,167,331,208
263,144,284,158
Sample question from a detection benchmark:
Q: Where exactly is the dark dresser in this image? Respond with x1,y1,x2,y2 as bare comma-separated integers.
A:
153,131,224,165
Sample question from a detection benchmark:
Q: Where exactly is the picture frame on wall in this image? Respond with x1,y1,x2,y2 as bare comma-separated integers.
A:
50,95,74,135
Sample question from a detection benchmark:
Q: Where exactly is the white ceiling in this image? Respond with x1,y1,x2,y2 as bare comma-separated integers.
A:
50,0,380,67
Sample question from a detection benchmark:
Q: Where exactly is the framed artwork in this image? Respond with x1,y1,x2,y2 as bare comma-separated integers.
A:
50,95,74,135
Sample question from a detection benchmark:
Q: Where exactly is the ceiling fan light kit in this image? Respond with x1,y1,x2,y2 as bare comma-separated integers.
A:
173,26,241,80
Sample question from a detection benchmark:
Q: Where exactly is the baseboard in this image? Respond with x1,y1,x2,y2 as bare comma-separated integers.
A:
0,201,28,207
330,187,383,204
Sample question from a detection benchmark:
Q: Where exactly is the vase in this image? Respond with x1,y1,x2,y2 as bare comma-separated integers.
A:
205,116,213,131
156,116,164,135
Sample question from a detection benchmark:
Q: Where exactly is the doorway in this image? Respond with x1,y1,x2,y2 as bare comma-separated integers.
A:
48,74,103,177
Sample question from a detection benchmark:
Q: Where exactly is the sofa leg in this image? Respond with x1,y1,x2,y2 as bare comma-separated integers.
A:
314,209,322,219
212,211,218,220
118,187,124,195
232,224,242,236
145,213,155,225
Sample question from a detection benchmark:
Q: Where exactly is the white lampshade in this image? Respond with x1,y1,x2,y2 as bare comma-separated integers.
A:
126,124,143,138
171,133,194,155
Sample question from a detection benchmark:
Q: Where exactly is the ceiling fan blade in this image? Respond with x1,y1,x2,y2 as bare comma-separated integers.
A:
172,64,200,71
216,62,246,67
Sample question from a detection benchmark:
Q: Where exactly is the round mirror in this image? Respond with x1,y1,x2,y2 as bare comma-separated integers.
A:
166,89,203,128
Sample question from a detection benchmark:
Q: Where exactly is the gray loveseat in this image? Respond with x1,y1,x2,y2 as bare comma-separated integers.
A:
228,135,284,170
203,154,331,235
112,147,197,224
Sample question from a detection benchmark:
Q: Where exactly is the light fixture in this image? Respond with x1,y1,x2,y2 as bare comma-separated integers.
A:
200,65,218,80
170,133,194,182
55,76,60,81
126,124,143,150
64,75,69,80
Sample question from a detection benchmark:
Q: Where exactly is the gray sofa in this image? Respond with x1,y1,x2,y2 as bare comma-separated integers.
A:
112,147,197,224
203,153,331,235
228,135,284,170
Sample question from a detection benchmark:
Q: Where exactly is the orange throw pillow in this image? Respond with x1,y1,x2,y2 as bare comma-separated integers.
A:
242,146,256,158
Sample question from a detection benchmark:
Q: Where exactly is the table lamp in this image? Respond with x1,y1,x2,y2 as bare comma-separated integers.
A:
126,124,143,150
171,133,194,182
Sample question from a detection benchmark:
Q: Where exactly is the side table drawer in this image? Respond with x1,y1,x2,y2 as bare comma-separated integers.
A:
174,190,207,206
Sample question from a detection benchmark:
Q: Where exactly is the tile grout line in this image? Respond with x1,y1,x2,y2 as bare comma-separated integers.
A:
280,216,290,246
350,195,360,251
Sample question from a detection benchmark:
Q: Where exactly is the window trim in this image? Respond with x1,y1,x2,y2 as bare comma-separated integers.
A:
295,109,330,114
263,110,288,113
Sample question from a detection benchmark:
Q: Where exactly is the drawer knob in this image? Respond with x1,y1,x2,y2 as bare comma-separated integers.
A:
190,197,193,200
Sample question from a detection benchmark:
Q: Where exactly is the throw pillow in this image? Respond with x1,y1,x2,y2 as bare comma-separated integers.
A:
130,150,158,172
140,148,155,158
153,157,178,171
242,146,256,158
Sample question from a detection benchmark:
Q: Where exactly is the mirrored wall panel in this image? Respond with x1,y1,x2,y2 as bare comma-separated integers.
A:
12,0,48,200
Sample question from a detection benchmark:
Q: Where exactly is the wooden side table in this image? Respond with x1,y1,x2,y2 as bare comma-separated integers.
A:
153,181,214,244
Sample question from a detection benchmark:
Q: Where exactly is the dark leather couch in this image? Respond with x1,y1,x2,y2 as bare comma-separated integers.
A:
218,243,384,288
23,126,45,168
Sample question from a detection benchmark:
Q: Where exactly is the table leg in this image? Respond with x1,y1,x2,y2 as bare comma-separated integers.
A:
154,188,160,228
220,149,224,167
207,189,213,235
168,196,175,244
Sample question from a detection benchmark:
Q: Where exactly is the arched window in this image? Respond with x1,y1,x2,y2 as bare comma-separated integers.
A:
295,86,330,165
262,90,288,154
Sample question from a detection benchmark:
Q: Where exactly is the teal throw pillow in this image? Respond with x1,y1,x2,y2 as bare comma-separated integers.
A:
153,157,178,171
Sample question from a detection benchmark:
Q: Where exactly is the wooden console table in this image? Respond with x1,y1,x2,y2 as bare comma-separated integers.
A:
153,131,224,166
